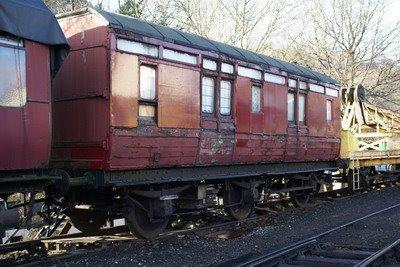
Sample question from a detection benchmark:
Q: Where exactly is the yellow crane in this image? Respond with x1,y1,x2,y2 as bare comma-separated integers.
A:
340,84,400,190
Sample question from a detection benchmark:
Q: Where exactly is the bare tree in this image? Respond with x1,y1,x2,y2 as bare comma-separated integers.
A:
279,0,400,103
220,0,296,52
171,0,223,37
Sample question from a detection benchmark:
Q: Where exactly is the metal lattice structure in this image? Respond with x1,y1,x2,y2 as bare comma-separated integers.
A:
341,84,400,169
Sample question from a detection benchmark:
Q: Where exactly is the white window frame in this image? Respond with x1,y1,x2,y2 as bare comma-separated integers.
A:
288,78,297,88
299,81,307,90
326,87,339,97
298,94,306,123
326,100,333,122
310,83,325,93
287,92,295,122
117,38,158,57
251,85,262,113
202,76,215,113
139,65,156,100
203,58,217,71
238,66,262,80
163,48,197,65
220,80,232,115
265,73,286,85
221,62,234,74
0,36,26,107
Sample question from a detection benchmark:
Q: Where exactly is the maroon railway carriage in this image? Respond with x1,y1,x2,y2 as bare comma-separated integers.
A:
54,9,341,238
0,0,69,197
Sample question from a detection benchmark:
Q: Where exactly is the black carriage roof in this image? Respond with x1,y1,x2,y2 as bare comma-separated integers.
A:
0,0,70,74
96,9,336,85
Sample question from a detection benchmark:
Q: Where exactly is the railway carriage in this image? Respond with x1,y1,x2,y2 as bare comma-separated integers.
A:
0,0,69,199
53,9,341,238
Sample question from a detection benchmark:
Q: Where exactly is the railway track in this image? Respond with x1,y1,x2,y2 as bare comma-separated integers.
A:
0,212,274,265
0,185,397,266
221,202,400,266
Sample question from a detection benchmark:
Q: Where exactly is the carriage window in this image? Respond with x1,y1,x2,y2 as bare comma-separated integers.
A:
326,100,332,122
287,93,295,122
298,94,306,123
251,85,261,112
221,63,234,74
117,38,158,57
310,83,325,93
288,79,297,88
0,38,26,108
139,66,156,117
202,77,215,113
203,59,217,71
220,80,231,115
140,66,156,100
265,73,286,85
299,81,307,90
163,48,197,65
238,66,262,80
326,87,339,97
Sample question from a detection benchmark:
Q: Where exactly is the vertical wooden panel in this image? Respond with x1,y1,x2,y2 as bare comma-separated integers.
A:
307,92,326,136
110,52,139,127
264,83,287,134
158,64,200,129
235,77,251,133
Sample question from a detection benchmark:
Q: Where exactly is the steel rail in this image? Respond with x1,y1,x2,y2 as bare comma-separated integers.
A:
355,238,400,267
223,202,400,267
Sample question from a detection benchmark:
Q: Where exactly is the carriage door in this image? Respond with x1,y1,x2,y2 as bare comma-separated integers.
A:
198,59,235,164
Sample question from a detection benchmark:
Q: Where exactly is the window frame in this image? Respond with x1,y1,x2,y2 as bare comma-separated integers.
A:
265,72,286,85
219,79,232,116
162,48,198,65
138,63,158,121
287,77,308,125
251,84,262,113
201,76,216,115
238,66,262,80
310,83,325,94
298,93,306,124
287,92,296,123
116,38,159,58
203,58,218,71
326,99,333,122
221,62,234,74
0,34,27,108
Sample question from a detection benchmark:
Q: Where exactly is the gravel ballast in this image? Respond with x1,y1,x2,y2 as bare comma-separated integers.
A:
55,187,400,266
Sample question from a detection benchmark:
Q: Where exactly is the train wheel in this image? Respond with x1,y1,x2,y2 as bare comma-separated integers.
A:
68,209,107,235
224,184,254,220
289,190,310,207
125,197,170,239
